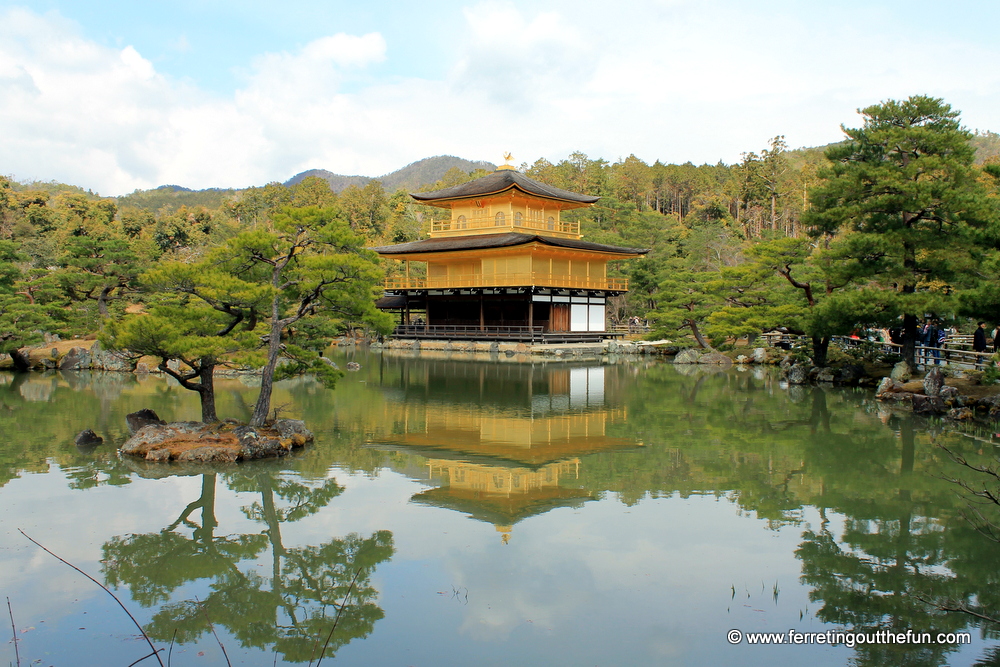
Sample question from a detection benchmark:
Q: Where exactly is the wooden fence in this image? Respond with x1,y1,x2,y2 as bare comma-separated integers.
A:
758,332,995,370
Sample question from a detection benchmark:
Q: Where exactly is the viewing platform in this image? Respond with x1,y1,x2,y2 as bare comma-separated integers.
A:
384,274,628,291
430,216,580,238
390,324,621,343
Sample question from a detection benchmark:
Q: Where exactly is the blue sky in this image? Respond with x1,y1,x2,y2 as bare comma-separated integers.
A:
2,0,999,195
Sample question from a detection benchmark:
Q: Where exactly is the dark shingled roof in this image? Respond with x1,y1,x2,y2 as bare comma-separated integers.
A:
371,232,649,256
375,294,408,309
411,169,600,205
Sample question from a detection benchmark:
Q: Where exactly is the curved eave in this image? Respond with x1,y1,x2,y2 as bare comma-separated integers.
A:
371,233,649,260
376,246,645,262
410,169,600,209
412,183,597,210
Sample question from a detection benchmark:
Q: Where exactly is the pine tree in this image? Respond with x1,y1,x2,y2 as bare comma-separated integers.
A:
0,241,61,370
805,95,998,366
103,260,268,423
213,206,393,427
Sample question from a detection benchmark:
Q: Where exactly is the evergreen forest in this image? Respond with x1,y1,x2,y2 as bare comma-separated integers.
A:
3,95,1000,375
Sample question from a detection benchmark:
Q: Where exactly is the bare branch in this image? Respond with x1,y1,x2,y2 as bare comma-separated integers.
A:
19,529,164,667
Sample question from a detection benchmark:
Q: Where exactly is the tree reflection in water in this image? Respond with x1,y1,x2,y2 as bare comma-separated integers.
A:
4,359,1000,664
102,468,393,662
796,410,1000,666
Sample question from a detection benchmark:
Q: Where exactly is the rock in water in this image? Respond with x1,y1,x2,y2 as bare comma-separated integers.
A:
673,348,701,364
939,385,959,399
876,377,899,397
121,420,315,463
890,361,912,382
912,394,946,414
698,352,733,366
274,419,314,442
74,429,103,447
922,368,944,397
787,364,810,385
88,341,135,372
178,446,239,463
120,422,207,456
126,408,166,435
947,407,974,421
815,367,836,383
59,347,91,370
346,362,361,371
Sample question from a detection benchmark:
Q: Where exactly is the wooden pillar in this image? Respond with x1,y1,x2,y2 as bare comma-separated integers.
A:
479,291,485,330
527,293,534,336
404,294,410,326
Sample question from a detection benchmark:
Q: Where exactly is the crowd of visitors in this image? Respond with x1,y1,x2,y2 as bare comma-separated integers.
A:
868,319,1000,368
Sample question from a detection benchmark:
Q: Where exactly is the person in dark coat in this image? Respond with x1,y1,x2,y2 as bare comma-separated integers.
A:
974,321,989,352
927,320,943,364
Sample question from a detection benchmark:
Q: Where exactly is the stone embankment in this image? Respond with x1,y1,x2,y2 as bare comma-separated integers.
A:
369,338,668,356
671,345,1000,421
874,364,1000,421
9,337,672,373
676,345,869,386
2,340,136,372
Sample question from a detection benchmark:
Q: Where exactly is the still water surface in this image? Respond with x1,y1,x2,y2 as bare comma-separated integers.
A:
1,350,998,666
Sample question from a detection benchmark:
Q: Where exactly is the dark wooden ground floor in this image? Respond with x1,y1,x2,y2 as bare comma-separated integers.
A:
388,324,618,343
376,287,617,339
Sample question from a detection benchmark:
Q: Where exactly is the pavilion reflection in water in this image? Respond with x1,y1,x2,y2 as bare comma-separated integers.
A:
368,358,640,541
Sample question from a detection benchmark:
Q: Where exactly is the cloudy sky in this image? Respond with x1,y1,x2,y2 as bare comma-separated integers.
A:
2,0,998,195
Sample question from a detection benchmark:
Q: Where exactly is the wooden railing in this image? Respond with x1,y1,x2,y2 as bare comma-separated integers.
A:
385,273,629,291
391,325,623,342
608,324,653,334
430,218,579,237
832,336,995,370
759,333,996,370
393,325,545,341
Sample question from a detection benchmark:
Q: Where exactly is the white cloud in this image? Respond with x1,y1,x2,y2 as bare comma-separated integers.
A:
450,2,595,108
0,10,391,192
303,32,387,67
1,3,1000,195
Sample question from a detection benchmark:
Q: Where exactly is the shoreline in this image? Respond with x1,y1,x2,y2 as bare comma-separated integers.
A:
6,336,1000,423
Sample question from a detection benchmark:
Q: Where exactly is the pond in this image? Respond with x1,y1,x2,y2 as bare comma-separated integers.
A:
1,350,998,666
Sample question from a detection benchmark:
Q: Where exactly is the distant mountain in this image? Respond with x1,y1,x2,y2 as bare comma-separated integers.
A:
283,169,370,192
379,156,497,192
285,155,496,193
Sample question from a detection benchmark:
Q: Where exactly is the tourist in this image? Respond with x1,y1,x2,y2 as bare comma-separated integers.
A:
973,321,989,370
974,322,989,352
925,319,942,365
937,324,949,363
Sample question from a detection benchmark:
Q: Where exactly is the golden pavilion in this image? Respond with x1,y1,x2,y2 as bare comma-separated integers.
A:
371,165,648,342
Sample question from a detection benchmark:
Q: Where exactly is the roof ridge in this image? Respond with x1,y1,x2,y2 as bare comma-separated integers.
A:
411,169,599,205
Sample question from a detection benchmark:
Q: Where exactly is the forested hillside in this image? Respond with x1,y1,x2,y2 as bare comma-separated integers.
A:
2,95,999,371
284,155,496,193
